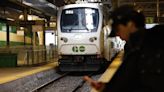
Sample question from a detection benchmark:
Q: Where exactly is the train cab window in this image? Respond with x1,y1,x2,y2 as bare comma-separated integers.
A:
63,14,78,27
61,8,99,33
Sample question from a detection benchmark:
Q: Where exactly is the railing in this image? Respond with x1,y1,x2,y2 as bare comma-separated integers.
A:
0,46,58,66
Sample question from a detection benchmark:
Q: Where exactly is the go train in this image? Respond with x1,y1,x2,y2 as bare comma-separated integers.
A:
57,2,125,71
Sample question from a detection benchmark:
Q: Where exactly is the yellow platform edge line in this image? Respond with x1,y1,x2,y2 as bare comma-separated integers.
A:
0,62,58,84
91,51,124,92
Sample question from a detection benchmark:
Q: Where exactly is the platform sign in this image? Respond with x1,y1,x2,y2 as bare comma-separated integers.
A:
19,20,44,26
19,21,35,26
17,30,24,36
146,17,154,24
32,25,43,32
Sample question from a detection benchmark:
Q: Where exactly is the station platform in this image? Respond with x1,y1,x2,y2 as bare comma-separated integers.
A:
0,52,123,92
91,51,124,92
0,61,58,92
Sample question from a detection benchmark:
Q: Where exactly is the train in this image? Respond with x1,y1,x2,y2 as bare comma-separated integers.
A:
57,2,125,71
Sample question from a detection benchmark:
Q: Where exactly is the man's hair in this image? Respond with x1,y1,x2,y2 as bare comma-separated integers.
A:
110,5,145,37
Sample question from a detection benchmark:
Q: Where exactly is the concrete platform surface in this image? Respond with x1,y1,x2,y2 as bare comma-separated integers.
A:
0,62,59,92
0,62,58,84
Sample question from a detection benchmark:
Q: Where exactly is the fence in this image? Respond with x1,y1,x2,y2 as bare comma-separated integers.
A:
0,46,58,66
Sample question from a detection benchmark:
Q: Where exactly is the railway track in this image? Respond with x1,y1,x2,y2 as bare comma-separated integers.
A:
31,72,98,92
71,73,95,92
31,72,71,92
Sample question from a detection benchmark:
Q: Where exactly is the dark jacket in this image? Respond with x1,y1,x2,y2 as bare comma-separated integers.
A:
102,25,164,92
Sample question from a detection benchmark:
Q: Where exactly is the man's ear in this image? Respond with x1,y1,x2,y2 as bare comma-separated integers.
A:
127,21,137,33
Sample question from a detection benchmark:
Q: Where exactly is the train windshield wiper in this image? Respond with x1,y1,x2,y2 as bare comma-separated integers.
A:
68,20,79,32
83,25,90,32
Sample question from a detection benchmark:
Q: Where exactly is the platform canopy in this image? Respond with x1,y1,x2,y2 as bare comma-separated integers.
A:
112,0,164,23
23,0,57,16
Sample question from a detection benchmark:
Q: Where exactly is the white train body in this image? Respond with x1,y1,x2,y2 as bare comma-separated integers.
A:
57,3,124,71
58,3,103,55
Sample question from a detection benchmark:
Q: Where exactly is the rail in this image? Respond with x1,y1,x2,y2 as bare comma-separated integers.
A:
31,72,70,92
72,72,96,92
31,72,96,92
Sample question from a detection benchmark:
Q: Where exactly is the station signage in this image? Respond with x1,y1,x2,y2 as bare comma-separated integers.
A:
19,20,45,26
146,17,154,24
19,21,35,26
32,25,43,32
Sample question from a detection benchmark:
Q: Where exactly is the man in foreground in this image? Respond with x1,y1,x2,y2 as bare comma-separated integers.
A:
84,5,164,92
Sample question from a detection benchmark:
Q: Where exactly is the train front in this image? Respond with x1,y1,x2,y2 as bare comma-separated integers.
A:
57,4,103,71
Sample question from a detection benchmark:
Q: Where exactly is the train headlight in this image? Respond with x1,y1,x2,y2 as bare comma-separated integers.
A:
89,37,97,42
94,37,97,40
63,38,68,43
89,38,94,42
61,37,68,43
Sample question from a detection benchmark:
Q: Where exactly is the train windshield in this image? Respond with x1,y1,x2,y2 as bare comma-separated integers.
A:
61,8,99,33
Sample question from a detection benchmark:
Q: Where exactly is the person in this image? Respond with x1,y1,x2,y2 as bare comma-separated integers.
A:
84,5,164,92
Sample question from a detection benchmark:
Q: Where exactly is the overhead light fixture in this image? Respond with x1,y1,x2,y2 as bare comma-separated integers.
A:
39,0,46,3
6,18,15,21
23,1,34,6
19,14,24,20
47,3,57,9
28,15,33,20
20,27,24,30
49,22,56,27
137,9,141,13
19,14,45,21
